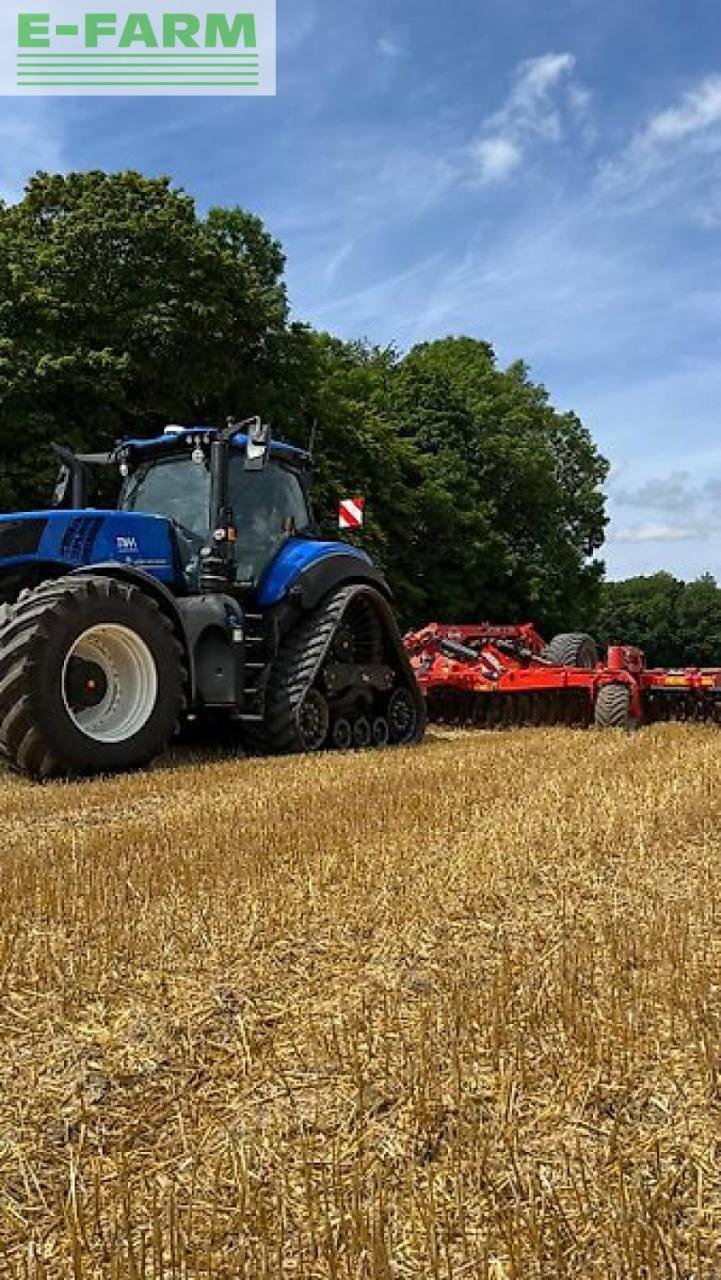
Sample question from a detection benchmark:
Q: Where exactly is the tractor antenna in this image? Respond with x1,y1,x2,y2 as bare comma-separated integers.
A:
308,418,319,461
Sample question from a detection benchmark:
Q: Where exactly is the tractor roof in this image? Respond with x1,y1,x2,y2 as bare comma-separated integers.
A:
120,427,310,465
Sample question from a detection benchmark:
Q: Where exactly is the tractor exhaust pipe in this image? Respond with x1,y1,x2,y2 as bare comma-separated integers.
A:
51,443,86,509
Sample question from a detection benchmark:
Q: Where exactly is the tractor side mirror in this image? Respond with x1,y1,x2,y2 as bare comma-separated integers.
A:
244,416,271,471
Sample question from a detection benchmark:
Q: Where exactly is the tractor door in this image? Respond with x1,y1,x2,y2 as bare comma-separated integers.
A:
228,459,311,588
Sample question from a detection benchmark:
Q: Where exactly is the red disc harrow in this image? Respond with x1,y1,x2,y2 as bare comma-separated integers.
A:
404,623,721,730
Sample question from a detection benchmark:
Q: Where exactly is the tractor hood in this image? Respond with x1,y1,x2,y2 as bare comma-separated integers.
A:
0,509,178,585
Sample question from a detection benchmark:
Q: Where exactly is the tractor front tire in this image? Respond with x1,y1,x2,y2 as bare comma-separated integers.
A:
543,632,598,669
594,683,636,731
0,576,185,779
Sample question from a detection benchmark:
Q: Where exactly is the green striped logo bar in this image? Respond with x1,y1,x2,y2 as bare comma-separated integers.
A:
5,2,276,94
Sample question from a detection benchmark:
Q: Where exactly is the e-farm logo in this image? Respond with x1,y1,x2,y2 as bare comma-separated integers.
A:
2,0,275,94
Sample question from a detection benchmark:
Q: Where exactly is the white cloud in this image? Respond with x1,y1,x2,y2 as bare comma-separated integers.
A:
496,52,576,127
471,136,522,183
600,74,721,217
643,76,721,145
611,524,699,544
615,471,694,512
469,51,585,184
377,35,404,59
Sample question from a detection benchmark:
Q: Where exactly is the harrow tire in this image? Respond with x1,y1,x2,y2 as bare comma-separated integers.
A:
0,575,185,779
543,632,598,670
594,683,635,731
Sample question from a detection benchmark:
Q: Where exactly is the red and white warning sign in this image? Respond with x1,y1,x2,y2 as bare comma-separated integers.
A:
338,497,365,530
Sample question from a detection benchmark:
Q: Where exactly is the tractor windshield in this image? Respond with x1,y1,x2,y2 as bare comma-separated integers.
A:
121,456,210,542
119,453,311,588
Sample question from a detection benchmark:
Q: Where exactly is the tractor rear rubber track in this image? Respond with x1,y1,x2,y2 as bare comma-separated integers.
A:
247,584,425,754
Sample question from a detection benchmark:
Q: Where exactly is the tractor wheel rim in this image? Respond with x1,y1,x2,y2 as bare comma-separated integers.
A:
62,624,158,744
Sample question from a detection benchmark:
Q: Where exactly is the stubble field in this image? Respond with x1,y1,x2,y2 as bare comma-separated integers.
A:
0,725,720,1278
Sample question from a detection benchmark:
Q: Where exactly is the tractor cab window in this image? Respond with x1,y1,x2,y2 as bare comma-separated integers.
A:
228,457,311,585
121,456,210,541
119,451,311,589
120,455,211,583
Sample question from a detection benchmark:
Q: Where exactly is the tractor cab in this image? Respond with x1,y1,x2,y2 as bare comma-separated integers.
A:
115,424,314,591
51,419,316,596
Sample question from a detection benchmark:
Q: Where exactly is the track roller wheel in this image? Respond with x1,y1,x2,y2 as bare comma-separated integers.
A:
331,718,353,750
353,716,372,749
372,717,390,746
298,688,329,751
543,633,598,669
594,683,636,731
388,687,421,744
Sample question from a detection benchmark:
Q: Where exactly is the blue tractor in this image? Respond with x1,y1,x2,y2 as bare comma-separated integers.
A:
0,418,424,778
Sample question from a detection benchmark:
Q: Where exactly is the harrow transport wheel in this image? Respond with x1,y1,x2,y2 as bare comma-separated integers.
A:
0,575,184,779
594,683,635,731
543,632,598,669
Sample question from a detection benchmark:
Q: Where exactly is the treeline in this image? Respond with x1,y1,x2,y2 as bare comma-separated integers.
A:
596,573,721,667
0,170,610,629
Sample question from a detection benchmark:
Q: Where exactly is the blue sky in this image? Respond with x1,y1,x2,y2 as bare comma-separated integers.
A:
3,0,721,580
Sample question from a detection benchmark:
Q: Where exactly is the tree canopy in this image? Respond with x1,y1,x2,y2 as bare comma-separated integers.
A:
596,573,721,667
0,169,609,629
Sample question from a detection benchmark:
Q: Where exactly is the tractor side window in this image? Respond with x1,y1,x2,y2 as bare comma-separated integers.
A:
228,460,310,585
120,457,210,541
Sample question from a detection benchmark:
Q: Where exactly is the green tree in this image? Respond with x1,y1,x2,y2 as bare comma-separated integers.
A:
0,170,289,509
675,574,721,665
387,338,608,630
597,572,721,667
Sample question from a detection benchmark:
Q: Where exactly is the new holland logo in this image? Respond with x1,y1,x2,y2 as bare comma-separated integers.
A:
116,535,139,554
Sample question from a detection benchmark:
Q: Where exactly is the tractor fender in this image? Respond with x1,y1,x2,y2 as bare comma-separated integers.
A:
70,562,184,629
286,552,392,613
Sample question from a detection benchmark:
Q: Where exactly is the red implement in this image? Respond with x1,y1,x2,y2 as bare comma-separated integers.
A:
404,623,721,730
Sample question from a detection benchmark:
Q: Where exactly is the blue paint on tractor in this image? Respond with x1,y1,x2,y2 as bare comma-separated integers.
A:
257,538,371,607
0,427,368,607
123,427,310,465
0,509,179,585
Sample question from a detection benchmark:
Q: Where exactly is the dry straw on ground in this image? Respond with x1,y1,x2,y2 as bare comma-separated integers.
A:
0,725,720,1277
